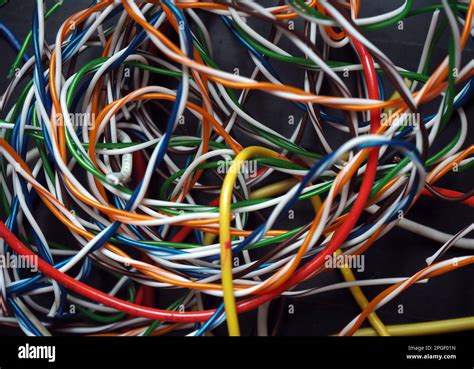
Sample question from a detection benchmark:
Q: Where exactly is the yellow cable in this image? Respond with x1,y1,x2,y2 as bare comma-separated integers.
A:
203,232,217,246
306,192,389,335
250,178,298,199
308,192,389,336
219,146,281,336
309,193,322,213
335,250,390,336
207,178,298,244
331,78,406,336
353,316,474,336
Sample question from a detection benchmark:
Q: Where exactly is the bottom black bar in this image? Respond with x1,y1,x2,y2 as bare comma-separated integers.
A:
0,336,472,369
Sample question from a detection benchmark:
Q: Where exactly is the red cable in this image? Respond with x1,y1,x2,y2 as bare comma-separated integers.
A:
0,220,214,322
421,186,474,207
238,36,383,311
0,40,383,325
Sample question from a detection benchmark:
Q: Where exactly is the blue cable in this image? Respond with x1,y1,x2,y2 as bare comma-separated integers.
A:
0,21,30,61
80,2,193,256
195,303,225,336
216,139,423,258
9,297,43,336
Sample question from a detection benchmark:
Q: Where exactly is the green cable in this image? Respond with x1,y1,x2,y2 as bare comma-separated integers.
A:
143,295,186,336
2,3,468,256
8,1,63,78
78,284,136,323
439,0,459,131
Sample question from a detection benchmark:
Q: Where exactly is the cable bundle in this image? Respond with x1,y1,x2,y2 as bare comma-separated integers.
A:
0,0,472,337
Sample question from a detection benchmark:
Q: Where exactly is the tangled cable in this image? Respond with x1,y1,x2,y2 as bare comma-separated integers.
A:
0,0,473,337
